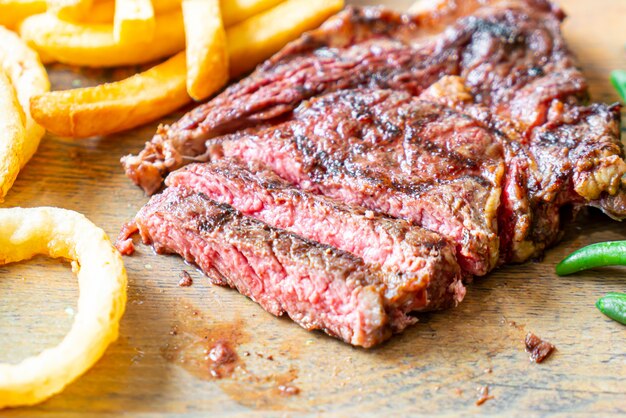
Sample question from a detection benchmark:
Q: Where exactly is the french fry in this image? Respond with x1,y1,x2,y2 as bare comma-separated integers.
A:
114,0,155,43
84,0,180,24
183,0,228,101
84,0,277,25
19,10,184,67
30,52,189,138
0,70,25,200
227,0,344,77
79,0,115,23
31,0,343,138
0,0,46,29
47,0,92,20
220,0,284,26
0,27,50,168
150,0,180,12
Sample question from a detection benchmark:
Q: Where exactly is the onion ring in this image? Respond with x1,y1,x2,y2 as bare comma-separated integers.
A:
0,207,127,408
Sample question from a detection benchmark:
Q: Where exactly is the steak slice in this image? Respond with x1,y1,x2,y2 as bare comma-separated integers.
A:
206,89,505,276
165,159,465,312
135,187,421,347
121,0,587,194
421,75,625,262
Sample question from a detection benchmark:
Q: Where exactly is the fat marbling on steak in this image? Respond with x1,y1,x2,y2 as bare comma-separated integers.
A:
165,159,466,312
136,187,443,347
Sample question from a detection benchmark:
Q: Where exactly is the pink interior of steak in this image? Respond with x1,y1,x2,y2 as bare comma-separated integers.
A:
136,188,421,347
208,89,503,275
166,160,465,311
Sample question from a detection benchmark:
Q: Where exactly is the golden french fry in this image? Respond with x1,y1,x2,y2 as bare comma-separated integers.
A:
0,26,50,169
30,52,189,137
151,0,181,12
0,71,25,200
0,0,46,29
114,0,155,43
75,0,112,22
0,207,127,408
183,0,228,101
83,0,180,24
19,10,184,67
30,0,343,138
220,0,284,26
83,0,277,25
228,0,344,77
47,0,92,20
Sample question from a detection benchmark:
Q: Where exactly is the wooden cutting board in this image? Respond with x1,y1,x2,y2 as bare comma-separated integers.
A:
1,0,625,416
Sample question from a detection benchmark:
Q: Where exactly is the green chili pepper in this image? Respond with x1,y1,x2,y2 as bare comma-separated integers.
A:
596,292,626,325
555,240,626,276
611,69,626,101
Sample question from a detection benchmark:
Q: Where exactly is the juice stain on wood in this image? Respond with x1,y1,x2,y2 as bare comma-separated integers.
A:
161,305,302,410
160,309,248,380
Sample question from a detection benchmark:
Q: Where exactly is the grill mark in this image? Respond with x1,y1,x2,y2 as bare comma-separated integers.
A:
408,134,478,170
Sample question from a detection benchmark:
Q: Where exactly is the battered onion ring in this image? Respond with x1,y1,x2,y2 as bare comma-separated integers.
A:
0,207,127,408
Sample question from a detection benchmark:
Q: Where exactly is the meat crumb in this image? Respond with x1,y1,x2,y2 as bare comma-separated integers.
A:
525,332,555,363
208,341,237,364
115,221,139,255
115,238,135,255
278,384,301,396
475,386,494,406
178,271,193,287
207,340,238,379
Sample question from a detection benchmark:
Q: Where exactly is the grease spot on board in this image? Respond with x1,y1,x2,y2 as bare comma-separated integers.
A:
161,304,302,410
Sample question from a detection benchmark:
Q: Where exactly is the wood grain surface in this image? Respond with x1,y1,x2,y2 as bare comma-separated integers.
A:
1,0,625,416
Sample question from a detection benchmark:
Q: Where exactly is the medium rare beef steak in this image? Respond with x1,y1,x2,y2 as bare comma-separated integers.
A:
166,159,465,311
206,89,505,275
123,0,625,262
136,187,426,347
419,75,624,262
123,0,618,195
124,0,626,346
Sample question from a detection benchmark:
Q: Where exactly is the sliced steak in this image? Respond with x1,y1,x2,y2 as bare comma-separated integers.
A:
121,0,587,194
421,75,625,262
122,0,625,266
135,187,423,347
205,89,504,276
123,0,626,347
165,159,465,311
